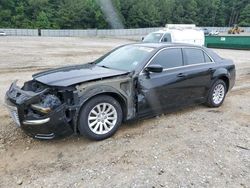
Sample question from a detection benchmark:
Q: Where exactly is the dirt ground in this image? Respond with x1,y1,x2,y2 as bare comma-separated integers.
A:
0,37,250,188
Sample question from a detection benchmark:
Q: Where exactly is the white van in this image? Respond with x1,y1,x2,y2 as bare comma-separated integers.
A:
143,24,205,46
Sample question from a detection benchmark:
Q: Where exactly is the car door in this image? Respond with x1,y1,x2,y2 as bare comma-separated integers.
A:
137,48,191,117
181,48,215,101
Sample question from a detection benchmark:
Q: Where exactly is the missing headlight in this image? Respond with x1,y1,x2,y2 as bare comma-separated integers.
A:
31,94,62,114
22,80,48,93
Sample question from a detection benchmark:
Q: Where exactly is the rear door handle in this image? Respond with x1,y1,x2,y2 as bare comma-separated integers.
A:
177,73,187,77
208,68,215,72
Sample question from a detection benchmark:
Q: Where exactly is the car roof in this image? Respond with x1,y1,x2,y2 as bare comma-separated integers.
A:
132,42,203,49
131,42,222,62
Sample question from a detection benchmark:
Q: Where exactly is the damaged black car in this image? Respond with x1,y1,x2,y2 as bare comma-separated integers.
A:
5,43,235,140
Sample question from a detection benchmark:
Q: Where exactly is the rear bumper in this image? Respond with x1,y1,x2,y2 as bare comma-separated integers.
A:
5,83,74,140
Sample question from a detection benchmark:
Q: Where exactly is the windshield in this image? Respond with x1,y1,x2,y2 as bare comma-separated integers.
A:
95,45,154,71
143,33,163,43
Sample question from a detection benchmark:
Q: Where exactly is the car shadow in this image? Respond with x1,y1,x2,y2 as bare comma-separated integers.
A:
11,104,210,148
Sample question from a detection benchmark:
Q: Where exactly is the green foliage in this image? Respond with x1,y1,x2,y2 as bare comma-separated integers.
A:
0,0,107,29
116,0,249,28
239,4,250,27
124,1,161,28
35,11,50,28
0,0,249,28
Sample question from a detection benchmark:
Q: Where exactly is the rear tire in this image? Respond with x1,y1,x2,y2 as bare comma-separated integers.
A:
206,79,227,107
78,95,123,140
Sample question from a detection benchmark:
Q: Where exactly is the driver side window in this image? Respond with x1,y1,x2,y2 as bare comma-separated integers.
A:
161,33,172,42
150,48,183,69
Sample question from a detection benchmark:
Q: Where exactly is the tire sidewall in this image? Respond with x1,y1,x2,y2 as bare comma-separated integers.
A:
78,95,123,140
208,79,227,107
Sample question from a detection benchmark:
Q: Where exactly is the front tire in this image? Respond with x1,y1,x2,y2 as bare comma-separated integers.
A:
206,79,227,107
78,95,123,140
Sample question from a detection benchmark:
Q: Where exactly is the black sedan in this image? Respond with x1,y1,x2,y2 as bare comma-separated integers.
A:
5,43,235,140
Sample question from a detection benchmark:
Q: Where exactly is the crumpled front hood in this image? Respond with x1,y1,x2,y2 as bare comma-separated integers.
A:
33,64,128,87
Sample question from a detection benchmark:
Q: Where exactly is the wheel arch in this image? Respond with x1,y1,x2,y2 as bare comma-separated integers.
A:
212,68,230,92
83,92,128,119
217,75,229,92
74,86,128,133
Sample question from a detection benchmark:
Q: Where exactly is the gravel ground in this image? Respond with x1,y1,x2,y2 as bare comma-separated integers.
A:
0,37,250,188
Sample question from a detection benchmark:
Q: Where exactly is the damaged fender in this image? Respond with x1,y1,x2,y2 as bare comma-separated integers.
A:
73,75,136,132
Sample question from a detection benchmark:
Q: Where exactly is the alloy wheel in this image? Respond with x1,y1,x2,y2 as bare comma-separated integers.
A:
87,103,118,135
212,83,225,105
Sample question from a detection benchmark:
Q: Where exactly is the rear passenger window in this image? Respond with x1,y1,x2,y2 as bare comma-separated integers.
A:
183,48,205,65
203,52,212,62
151,48,183,69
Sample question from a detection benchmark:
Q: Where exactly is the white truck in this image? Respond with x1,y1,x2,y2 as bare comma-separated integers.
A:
143,24,205,46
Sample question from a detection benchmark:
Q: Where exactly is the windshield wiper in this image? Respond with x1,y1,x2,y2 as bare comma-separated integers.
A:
97,64,128,72
98,65,111,69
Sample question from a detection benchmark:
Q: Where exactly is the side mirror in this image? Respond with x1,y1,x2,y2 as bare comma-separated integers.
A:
142,37,144,41
145,64,163,73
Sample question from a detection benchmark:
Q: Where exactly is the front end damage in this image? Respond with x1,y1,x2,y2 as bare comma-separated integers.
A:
5,73,136,140
5,80,74,139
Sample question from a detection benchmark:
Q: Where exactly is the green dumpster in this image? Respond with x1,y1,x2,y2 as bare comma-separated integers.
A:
205,36,250,50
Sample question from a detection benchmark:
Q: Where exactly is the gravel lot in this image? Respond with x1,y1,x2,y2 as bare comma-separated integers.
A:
0,37,250,188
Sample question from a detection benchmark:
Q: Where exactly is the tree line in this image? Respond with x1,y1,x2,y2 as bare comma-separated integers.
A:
0,0,249,29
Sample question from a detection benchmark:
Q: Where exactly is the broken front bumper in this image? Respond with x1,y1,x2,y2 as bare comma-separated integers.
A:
5,81,74,139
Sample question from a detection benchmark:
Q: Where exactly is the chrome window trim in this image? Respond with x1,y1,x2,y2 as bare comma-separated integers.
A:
162,62,214,71
139,46,215,75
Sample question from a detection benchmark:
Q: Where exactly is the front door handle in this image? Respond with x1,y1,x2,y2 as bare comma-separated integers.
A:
177,73,187,77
